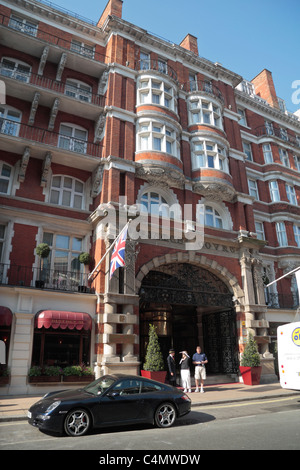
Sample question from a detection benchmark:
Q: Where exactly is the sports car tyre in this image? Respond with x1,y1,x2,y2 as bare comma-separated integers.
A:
154,402,176,428
64,408,91,436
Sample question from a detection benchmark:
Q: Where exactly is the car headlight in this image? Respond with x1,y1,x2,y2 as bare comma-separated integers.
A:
46,401,61,414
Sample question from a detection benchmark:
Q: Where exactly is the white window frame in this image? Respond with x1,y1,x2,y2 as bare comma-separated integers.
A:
276,222,288,247
293,225,300,247
263,143,273,164
137,77,177,112
255,221,265,241
70,40,94,59
1,57,31,83
188,96,223,129
0,161,13,195
279,148,290,167
58,123,88,154
191,138,228,172
9,14,38,36
137,119,180,159
269,180,280,202
0,106,21,137
238,108,247,127
248,179,259,199
50,175,84,209
243,141,252,161
294,154,300,171
286,184,297,205
65,79,92,103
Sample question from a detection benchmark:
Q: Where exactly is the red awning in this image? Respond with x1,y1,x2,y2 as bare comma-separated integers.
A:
0,307,12,326
35,310,92,331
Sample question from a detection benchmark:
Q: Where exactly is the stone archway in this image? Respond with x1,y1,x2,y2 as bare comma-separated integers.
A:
137,253,243,375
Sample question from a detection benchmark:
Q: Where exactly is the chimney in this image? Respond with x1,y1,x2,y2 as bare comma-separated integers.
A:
97,0,123,28
251,69,279,109
179,34,199,56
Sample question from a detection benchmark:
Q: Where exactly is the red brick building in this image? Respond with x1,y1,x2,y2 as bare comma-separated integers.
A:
1,0,299,394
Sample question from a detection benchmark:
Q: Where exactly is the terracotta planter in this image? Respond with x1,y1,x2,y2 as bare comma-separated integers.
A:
141,370,167,383
239,366,262,385
63,375,94,382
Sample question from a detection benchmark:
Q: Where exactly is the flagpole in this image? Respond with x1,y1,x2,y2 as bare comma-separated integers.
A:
88,219,131,280
265,266,300,288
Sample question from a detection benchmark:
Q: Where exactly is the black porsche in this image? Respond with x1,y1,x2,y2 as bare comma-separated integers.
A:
27,374,191,436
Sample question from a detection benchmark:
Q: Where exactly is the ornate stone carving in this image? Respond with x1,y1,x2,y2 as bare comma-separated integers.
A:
136,164,184,189
48,98,60,130
38,46,49,75
41,152,52,187
18,147,30,182
91,165,104,197
193,181,235,202
94,113,106,143
56,53,67,81
28,92,40,125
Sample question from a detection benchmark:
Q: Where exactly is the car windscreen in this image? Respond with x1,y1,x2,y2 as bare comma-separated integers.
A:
83,376,116,396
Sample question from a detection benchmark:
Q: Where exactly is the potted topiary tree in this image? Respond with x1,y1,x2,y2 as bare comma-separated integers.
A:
78,252,92,292
239,333,262,385
35,243,50,288
141,324,167,383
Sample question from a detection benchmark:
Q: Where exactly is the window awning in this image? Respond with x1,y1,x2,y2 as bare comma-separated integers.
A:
35,310,92,331
0,307,13,326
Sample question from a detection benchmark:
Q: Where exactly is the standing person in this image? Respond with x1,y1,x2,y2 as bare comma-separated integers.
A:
192,346,208,393
179,351,191,393
167,349,176,386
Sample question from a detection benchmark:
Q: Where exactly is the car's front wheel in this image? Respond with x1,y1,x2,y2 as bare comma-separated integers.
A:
64,408,91,437
154,402,176,428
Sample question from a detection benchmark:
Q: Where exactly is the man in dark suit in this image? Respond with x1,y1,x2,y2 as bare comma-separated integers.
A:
167,349,176,386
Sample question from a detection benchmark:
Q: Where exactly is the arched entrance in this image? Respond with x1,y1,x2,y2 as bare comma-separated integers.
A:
139,263,239,375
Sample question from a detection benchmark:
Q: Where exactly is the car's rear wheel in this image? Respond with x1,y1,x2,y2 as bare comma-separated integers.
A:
64,408,91,437
154,402,176,428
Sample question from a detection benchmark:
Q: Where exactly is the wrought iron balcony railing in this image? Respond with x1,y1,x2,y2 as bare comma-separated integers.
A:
255,125,300,149
136,59,178,82
182,79,224,104
0,263,95,293
0,119,102,158
0,64,106,108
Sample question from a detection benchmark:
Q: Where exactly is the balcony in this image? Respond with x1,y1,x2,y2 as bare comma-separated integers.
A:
0,263,95,294
183,79,224,105
0,64,106,109
255,125,300,150
0,119,102,160
265,292,299,309
136,59,178,82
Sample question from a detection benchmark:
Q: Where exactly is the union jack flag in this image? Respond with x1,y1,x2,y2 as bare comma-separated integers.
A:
109,227,128,279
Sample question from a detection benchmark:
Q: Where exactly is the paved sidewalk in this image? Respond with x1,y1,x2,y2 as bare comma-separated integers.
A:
1,382,299,422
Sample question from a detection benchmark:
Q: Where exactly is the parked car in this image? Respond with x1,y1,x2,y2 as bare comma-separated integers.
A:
28,374,191,436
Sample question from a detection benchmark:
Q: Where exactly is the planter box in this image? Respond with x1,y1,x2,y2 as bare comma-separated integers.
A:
63,375,94,382
239,366,262,385
29,376,60,383
141,370,167,383
0,376,10,385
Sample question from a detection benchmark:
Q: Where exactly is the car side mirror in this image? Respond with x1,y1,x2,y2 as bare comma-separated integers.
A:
106,391,119,398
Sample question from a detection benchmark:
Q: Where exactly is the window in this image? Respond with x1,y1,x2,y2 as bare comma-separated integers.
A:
276,222,287,247
265,120,274,136
280,127,288,141
1,58,31,82
65,79,92,103
58,124,88,153
140,51,150,70
293,225,300,247
137,78,177,112
243,141,252,161
0,224,5,260
41,232,84,289
50,175,84,209
0,162,12,194
279,148,290,167
137,120,180,158
9,14,38,36
70,40,94,59
269,180,280,202
294,155,300,171
140,191,170,218
263,144,273,164
286,184,297,205
238,108,247,127
191,139,228,172
199,205,223,229
0,106,21,136
255,221,265,241
188,97,222,129
248,179,259,199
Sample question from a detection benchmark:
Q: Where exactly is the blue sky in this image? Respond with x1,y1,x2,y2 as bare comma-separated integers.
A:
46,0,299,113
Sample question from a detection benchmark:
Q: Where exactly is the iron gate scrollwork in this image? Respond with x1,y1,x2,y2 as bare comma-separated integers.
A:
202,309,239,374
